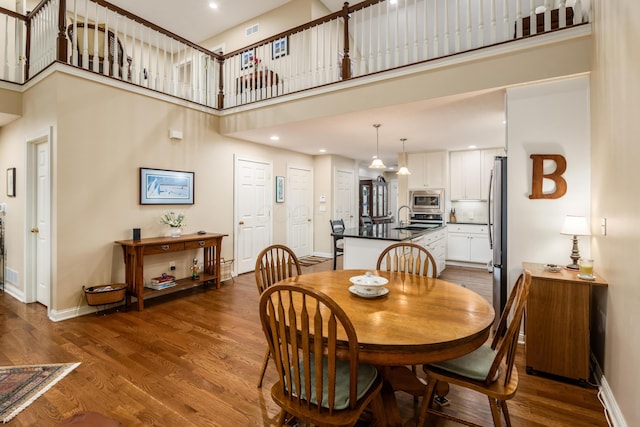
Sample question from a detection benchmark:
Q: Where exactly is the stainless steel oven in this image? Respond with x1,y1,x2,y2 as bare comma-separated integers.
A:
409,189,444,213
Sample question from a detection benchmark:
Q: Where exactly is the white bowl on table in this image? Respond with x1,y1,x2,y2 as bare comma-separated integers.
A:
349,272,389,297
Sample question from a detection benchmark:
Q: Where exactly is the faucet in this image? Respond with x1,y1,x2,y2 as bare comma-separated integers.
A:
397,205,412,227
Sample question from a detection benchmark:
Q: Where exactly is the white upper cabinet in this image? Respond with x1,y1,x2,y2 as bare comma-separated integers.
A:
450,148,505,201
407,151,447,189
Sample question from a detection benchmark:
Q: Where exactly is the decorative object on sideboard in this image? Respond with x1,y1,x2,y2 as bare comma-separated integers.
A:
132,228,141,240
396,138,411,175
560,215,590,270
368,124,386,169
160,211,185,237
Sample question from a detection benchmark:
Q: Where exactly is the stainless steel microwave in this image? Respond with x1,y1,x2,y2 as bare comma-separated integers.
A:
410,189,444,212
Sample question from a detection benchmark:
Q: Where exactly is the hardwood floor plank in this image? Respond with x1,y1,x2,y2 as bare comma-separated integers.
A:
0,258,608,426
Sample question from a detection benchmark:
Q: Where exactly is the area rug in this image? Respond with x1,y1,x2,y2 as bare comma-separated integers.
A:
298,256,331,267
0,362,80,423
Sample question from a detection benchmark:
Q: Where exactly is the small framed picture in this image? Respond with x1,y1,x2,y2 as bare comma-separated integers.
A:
275,176,285,203
272,36,288,59
6,167,15,197
241,49,255,70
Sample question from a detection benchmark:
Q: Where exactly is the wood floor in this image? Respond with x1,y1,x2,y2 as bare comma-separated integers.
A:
0,256,609,426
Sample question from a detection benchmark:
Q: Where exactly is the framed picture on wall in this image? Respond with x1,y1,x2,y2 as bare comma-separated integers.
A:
6,168,15,197
140,167,194,205
272,36,288,59
241,49,256,70
275,176,285,203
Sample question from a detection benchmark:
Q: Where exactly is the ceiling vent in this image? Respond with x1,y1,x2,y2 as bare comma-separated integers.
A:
245,23,259,37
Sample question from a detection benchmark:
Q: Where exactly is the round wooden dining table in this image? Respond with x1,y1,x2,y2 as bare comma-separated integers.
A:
277,269,495,426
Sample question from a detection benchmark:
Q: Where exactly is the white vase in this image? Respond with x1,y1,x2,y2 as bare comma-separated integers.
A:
170,227,182,237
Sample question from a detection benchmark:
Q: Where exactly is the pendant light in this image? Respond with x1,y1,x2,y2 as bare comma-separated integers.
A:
368,124,386,169
396,138,411,175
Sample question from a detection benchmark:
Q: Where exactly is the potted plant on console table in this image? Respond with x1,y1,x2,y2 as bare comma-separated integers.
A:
160,211,185,237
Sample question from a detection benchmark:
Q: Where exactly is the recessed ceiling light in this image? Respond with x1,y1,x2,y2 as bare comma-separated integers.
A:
270,135,279,141
468,145,477,149
209,2,218,9
318,149,327,153
390,0,398,4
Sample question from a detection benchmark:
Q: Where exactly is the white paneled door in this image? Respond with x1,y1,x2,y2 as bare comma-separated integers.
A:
235,157,272,274
287,166,312,258
334,168,356,228
35,140,51,306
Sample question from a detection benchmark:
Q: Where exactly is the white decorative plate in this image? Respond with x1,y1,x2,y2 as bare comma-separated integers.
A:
349,274,388,287
578,274,595,281
348,285,389,299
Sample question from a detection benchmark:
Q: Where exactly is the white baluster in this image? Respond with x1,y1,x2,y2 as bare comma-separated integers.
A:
574,0,583,24
422,0,429,60
155,31,160,90
403,0,409,64
490,0,497,43
103,15,109,75
478,0,485,46
384,1,391,68
146,26,152,88
433,0,439,57
454,0,461,53
130,25,137,84
443,0,449,55
503,0,510,40
412,0,419,62
466,0,472,48
3,16,9,80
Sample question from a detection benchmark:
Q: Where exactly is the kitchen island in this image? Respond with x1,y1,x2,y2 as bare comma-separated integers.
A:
337,223,447,274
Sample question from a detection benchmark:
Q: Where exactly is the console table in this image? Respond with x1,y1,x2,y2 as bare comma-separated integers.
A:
115,233,227,311
523,262,607,384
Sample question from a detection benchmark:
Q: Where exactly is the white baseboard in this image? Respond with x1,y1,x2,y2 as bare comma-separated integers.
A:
591,355,627,427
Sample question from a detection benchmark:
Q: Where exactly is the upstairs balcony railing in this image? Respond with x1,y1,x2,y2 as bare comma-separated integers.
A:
0,0,590,110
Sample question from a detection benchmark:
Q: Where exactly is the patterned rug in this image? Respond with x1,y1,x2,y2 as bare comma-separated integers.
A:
0,362,80,423
298,256,332,267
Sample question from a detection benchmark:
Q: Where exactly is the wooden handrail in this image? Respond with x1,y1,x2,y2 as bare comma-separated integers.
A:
0,6,26,20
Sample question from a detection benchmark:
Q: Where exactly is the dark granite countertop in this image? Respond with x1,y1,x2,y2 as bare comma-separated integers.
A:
335,223,446,242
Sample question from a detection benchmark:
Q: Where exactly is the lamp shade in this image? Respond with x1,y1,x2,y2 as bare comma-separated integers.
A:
560,215,591,236
368,124,386,169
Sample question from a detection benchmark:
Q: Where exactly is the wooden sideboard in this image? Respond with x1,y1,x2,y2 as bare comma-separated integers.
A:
115,233,227,311
522,262,607,384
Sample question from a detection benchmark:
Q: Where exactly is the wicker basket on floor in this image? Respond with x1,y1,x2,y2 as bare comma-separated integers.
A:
83,284,127,306
220,258,234,282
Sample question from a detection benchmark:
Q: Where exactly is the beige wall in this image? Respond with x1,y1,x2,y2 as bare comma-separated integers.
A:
200,0,316,53
0,71,314,317
591,0,639,425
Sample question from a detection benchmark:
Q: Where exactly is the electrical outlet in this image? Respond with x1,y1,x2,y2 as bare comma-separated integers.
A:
170,261,176,271
601,218,607,236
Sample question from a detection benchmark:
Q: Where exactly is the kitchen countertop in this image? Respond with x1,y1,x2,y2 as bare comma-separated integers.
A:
336,223,446,241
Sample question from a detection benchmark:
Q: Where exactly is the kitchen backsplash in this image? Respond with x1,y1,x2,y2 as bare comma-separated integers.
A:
449,200,488,223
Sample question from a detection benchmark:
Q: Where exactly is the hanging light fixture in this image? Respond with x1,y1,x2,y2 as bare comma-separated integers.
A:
396,138,411,175
369,124,386,169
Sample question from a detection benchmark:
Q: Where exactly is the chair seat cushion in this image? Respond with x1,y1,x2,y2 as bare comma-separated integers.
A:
429,344,499,382
291,354,378,410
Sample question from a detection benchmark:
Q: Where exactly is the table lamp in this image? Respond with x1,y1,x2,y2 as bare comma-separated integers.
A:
560,215,590,270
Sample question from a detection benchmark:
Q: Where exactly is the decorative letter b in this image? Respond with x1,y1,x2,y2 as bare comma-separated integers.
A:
529,154,567,199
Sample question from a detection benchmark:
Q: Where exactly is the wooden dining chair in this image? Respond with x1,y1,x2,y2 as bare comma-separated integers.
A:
416,270,532,427
259,283,386,427
329,219,345,270
376,242,437,278
254,244,302,387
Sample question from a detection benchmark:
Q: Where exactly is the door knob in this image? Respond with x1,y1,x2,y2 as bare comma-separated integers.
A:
239,221,245,225
31,227,39,233
307,219,312,222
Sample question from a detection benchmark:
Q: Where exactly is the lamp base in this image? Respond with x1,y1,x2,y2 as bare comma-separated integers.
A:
566,263,579,270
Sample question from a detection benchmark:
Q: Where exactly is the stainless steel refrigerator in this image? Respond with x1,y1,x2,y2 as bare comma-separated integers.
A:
488,156,507,327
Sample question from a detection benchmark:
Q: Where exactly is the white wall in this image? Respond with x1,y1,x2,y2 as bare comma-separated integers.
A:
506,76,591,286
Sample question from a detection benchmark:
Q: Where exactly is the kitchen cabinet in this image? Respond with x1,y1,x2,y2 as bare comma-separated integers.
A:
450,148,505,201
407,151,447,189
446,224,491,264
450,150,481,200
481,148,505,200
359,177,390,223
412,227,447,275
522,262,608,384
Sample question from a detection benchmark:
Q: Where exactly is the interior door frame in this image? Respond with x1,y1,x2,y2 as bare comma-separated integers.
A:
233,154,273,275
25,127,52,312
286,164,313,257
